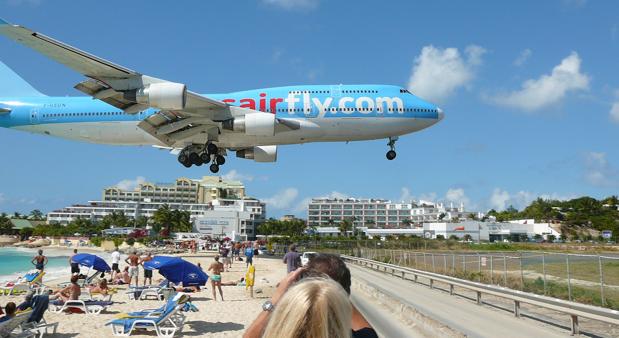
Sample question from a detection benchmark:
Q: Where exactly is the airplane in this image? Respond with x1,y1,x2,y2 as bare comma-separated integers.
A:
0,18,444,174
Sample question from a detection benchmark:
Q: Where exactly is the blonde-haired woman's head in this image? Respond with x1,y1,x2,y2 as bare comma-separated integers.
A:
262,277,352,338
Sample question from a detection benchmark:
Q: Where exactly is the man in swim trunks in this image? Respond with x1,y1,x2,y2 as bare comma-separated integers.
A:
141,252,153,286
69,249,80,275
208,255,224,301
125,251,140,287
31,249,48,272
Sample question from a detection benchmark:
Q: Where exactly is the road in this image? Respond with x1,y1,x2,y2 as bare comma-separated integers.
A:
349,264,571,338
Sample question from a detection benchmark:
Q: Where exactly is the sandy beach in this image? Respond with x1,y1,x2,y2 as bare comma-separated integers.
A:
0,250,287,337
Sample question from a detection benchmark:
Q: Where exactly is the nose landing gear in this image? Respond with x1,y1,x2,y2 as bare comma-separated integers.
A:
177,142,225,173
386,136,398,160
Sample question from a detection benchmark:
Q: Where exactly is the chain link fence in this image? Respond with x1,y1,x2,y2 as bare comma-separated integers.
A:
303,243,619,310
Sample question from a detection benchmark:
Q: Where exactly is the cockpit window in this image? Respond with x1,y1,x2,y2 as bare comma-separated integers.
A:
399,89,413,94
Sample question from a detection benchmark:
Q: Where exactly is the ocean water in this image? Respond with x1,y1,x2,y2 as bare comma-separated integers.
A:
0,247,72,283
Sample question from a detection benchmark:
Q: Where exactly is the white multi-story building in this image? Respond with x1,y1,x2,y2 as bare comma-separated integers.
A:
312,220,560,242
47,176,265,238
307,198,474,228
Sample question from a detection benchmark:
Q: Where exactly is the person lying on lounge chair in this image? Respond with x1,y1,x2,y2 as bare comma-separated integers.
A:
50,275,80,302
88,279,111,295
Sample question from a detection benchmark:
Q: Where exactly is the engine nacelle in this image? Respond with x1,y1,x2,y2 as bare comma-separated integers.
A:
236,145,277,162
125,82,187,110
223,113,275,136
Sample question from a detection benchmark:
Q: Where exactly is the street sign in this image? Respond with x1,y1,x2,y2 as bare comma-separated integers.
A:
602,230,612,239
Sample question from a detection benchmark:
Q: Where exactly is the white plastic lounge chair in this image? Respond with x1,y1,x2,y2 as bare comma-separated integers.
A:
49,300,112,315
127,280,171,301
0,312,32,338
81,288,114,302
107,305,185,337
0,272,45,296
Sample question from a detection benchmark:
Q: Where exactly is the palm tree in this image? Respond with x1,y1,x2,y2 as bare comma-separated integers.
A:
29,210,44,221
338,219,352,237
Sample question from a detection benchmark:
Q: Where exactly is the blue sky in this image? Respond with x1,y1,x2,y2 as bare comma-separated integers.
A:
0,0,617,217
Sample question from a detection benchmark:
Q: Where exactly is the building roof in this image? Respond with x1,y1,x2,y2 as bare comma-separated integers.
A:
9,219,44,229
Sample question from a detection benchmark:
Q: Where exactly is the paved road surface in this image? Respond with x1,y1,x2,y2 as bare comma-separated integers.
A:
351,291,415,338
349,264,571,338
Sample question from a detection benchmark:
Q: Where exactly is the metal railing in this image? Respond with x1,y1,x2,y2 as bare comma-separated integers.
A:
319,247,619,310
342,254,619,335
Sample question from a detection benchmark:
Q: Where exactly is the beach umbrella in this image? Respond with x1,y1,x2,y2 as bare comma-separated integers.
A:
72,253,111,272
144,256,208,286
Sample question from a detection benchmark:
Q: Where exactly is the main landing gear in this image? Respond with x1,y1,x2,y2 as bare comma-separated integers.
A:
177,142,226,173
386,136,398,160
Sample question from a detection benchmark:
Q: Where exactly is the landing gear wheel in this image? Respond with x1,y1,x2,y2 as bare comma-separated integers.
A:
215,155,226,165
209,164,219,173
206,143,218,155
200,152,211,163
189,152,201,165
178,153,188,165
386,136,398,161
182,160,192,168
194,160,203,166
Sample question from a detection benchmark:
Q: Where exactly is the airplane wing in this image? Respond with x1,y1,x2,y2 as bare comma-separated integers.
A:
0,18,232,147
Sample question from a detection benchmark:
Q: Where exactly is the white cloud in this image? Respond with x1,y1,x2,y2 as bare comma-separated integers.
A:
115,176,146,191
489,188,574,211
514,49,532,66
609,90,619,124
408,45,486,103
222,170,254,182
489,188,511,211
489,52,590,111
262,0,319,10
610,102,619,123
444,188,471,207
584,152,618,187
263,188,299,209
399,187,413,202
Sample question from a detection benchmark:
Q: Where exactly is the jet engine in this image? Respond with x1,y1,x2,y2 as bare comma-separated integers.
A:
236,145,277,162
223,113,275,136
124,82,187,110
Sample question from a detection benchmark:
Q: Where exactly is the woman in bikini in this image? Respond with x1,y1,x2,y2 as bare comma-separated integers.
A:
31,250,48,272
208,256,224,301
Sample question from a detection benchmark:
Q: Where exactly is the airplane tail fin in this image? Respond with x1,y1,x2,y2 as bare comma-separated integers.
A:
0,61,46,97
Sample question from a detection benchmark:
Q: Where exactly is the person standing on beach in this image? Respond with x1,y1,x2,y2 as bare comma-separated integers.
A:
31,249,47,272
282,244,301,273
141,252,153,286
69,249,80,275
110,247,121,281
208,255,224,301
219,244,231,272
245,245,254,267
125,251,140,287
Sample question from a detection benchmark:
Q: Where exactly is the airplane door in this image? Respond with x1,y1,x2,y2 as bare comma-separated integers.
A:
29,108,39,124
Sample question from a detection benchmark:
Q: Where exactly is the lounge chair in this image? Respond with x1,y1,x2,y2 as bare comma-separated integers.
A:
0,311,33,338
117,293,190,321
49,299,113,315
127,280,172,300
107,305,185,337
57,272,100,289
14,295,57,338
0,272,45,296
81,288,117,302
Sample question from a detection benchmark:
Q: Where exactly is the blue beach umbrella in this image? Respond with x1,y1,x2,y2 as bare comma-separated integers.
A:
72,253,111,272
144,256,208,286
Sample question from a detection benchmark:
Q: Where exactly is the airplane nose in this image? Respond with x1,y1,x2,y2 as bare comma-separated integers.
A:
437,107,444,121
